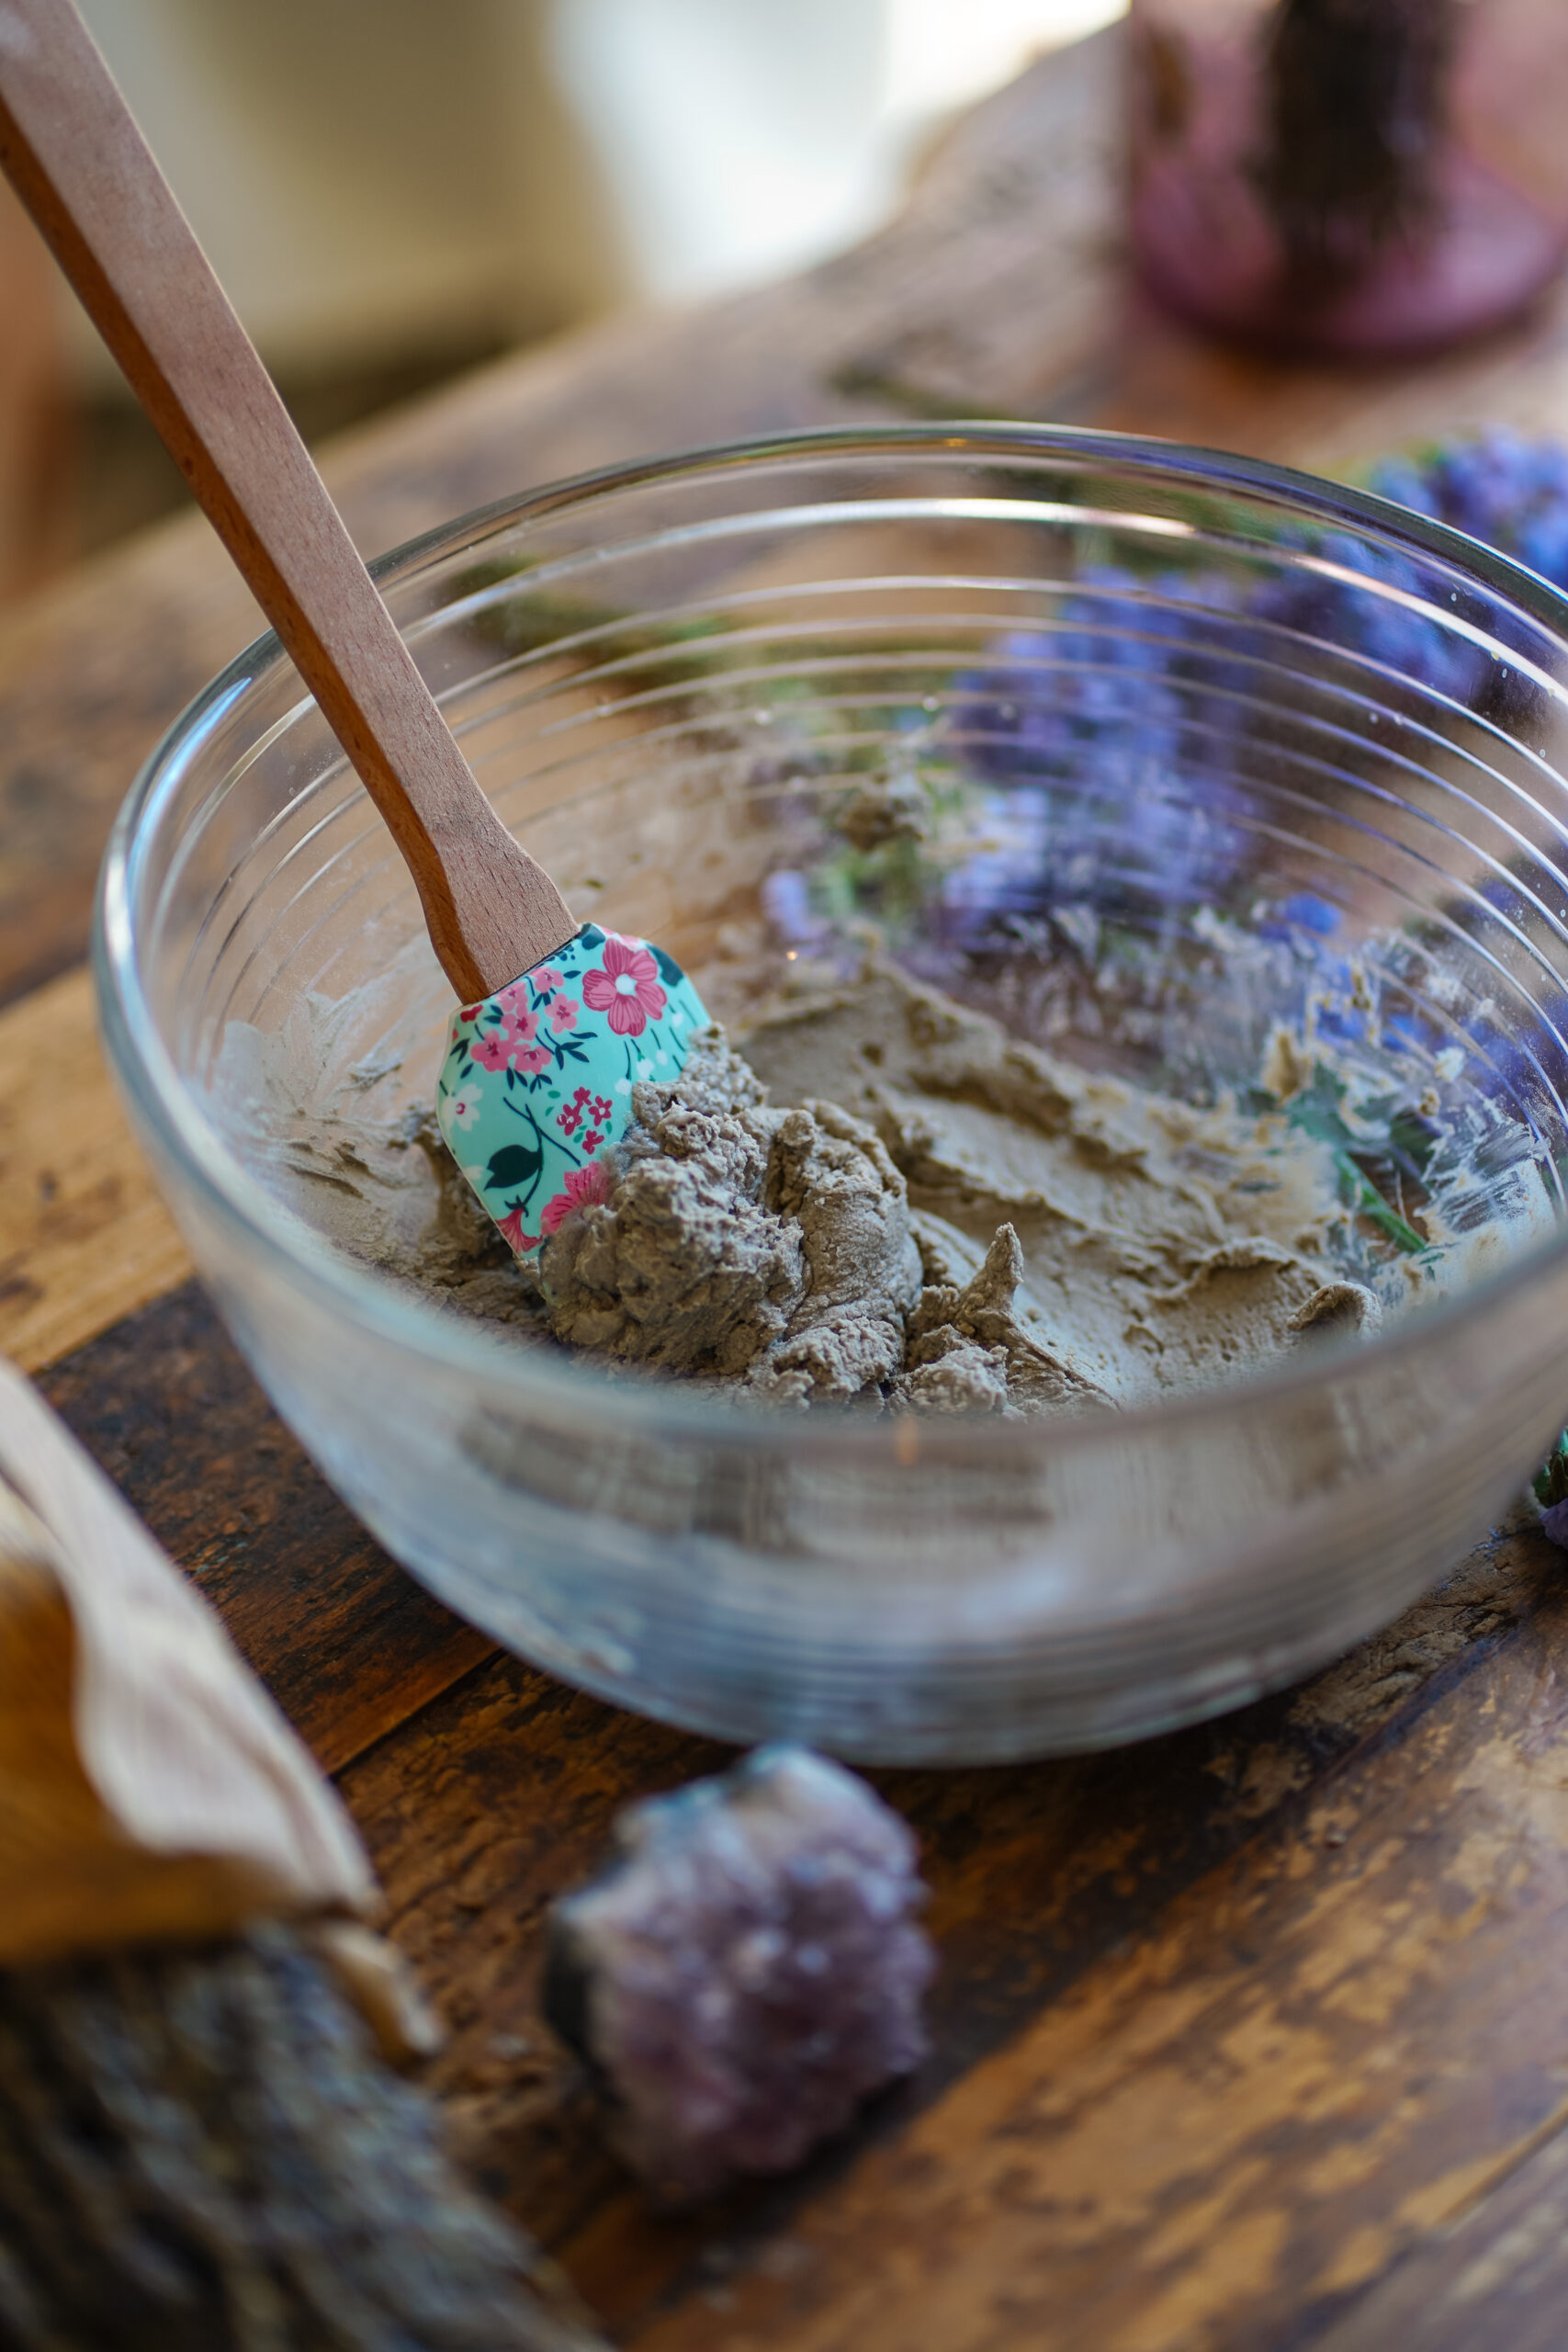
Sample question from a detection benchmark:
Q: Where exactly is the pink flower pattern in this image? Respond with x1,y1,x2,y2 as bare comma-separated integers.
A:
581,934,666,1037
496,1204,540,1256
541,1159,613,1234
472,1030,513,1073
440,926,703,1265
558,1084,593,1136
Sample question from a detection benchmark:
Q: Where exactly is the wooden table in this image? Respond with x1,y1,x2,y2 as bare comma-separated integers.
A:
8,31,1568,2348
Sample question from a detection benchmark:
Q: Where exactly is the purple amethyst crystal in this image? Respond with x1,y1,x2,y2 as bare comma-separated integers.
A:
543,1746,934,2202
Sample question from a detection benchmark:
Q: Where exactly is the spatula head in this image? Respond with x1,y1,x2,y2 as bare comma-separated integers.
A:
435,925,709,1268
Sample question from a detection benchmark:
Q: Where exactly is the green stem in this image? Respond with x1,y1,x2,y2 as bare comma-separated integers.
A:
1337,1150,1427,1255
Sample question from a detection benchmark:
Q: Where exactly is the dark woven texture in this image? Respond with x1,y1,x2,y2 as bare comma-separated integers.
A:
0,1926,593,2352
1258,0,1458,292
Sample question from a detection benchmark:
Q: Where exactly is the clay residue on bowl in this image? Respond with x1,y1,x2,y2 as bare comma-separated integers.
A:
538,1021,1121,1415
217,953,1384,1415
728,958,1357,1407
213,942,1559,1417
209,978,549,1340
535,956,1365,1411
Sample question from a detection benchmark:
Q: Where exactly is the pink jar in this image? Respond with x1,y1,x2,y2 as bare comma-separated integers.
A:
1129,0,1568,355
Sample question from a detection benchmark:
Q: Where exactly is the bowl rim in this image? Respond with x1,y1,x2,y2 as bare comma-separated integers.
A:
92,417,1568,1459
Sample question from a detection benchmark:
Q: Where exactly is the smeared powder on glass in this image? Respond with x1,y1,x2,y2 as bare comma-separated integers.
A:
237,956,1400,1416
537,959,1369,1412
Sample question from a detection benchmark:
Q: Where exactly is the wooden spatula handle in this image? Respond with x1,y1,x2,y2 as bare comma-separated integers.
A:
0,0,576,1001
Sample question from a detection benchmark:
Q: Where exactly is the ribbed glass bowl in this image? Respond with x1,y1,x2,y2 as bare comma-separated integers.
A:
96,426,1568,1761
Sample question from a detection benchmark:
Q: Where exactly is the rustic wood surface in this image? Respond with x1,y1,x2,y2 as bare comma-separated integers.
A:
8,25,1568,2347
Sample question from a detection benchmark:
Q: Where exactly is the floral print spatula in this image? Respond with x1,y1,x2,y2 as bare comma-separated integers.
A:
435,928,708,1265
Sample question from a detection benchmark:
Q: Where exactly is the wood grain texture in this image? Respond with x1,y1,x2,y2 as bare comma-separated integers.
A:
330,1521,1564,2343
1308,2118,1568,2352
31,1266,1568,2349
0,963,190,1370
0,171,70,602
596,1572,1568,2351
0,0,574,1001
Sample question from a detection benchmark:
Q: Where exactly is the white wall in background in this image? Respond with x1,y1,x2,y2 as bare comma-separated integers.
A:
68,0,630,385
62,0,1126,385
551,0,1127,304
886,0,1128,119
547,0,890,304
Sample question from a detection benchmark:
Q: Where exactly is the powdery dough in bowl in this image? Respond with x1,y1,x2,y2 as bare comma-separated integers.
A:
230,951,1552,1420
538,960,1367,1415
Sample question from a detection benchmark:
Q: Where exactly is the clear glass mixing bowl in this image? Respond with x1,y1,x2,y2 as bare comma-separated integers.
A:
95,426,1568,1761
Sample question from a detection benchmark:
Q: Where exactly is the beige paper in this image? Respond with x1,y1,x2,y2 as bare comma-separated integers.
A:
0,1357,375,1965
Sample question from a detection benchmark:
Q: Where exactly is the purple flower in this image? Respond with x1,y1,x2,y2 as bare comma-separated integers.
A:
944,570,1248,934
1370,429,1568,594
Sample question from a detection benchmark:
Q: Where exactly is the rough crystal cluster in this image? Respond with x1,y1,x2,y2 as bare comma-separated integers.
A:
543,1746,935,2203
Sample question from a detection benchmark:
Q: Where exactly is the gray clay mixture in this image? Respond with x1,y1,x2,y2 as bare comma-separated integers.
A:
257,957,1394,1416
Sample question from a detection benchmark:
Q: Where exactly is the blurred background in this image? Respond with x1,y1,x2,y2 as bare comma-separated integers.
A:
0,0,1122,598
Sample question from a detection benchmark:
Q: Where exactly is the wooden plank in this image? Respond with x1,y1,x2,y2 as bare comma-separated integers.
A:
34,1281,492,1773
1308,2119,1568,2352
546,1568,1568,2352
1096,284,1568,487
329,1513,1562,2339
0,508,263,1006
0,962,190,1371
27,1238,1562,2340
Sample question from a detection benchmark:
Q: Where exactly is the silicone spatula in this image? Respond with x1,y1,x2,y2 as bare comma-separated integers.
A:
0,0,707,1265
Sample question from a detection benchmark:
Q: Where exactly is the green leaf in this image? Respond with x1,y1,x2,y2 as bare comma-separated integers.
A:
485,1142,542,1192
1283,1065,1356,1149
1278,1061,1431,1256
1335,1154,1427,1255
1535,1430,1568,1508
